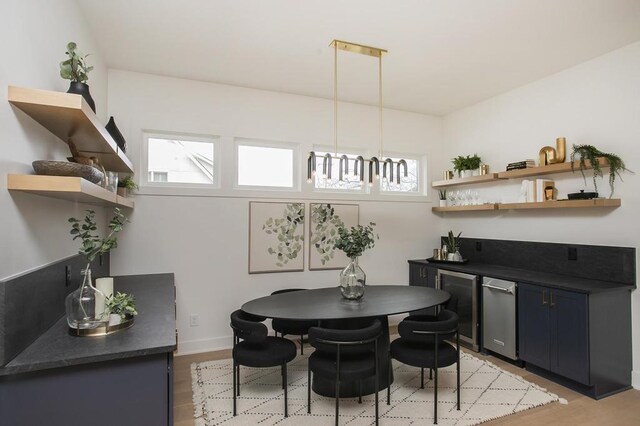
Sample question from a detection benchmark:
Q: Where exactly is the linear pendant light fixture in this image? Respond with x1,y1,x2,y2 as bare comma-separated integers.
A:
307,40,407,187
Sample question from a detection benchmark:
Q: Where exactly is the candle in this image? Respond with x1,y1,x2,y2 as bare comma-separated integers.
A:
95,277,114,319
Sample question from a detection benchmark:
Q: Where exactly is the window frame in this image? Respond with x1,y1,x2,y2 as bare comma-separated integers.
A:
233,138,300,192
141,130,221,189
377,151,424,196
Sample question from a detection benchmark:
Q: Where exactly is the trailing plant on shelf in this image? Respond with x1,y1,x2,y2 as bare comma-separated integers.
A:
570,144,631,197
60,42,93,83
106,292,138,322
334,222,378,259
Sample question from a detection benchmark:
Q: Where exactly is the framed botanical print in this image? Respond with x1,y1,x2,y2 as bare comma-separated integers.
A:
308,203,359,270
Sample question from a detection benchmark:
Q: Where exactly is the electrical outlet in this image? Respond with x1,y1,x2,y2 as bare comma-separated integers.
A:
475,241,482,252
65,265,72,287
568,247,578,261
190,314,199,327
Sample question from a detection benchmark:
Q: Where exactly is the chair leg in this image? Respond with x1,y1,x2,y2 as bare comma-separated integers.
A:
434,343,439,425
375,342,379,426
232,359,237,416
387,354,392,405
358,380,362,403
236,363,241,396
335,377,340,426
307,366,312,414
300,334,304,355
421,367,425,389
283,362,288,418
281,364,285,389
457,331,461,411
429,368,433,380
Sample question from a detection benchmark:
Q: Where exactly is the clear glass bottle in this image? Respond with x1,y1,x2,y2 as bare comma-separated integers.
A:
340,257,366,301
65,267,106,329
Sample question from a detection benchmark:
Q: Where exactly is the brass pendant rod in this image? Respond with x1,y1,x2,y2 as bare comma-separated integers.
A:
379,53,383,159
334,42,338,157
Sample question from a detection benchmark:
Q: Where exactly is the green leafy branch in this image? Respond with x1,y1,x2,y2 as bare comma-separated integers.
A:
334,222,378,259
60,42,93,83
69,208,129,264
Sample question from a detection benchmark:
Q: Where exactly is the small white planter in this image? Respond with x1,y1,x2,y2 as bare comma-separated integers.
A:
109,314,122,326
439,200,447,207
462,170,474,178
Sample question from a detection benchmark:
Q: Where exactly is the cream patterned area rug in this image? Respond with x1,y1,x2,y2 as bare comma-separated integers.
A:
191,351,566,425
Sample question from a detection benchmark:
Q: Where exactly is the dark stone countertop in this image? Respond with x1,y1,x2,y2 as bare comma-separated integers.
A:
0,273,176,377
408,259,635,294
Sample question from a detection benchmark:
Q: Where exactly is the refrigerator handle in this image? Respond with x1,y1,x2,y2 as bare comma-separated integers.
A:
482,283,514,295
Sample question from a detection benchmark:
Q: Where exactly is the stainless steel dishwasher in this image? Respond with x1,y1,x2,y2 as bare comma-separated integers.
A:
482,277,517,360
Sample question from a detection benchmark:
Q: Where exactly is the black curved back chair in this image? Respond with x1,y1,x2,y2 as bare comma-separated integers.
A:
230,309,297,417
308,320,382,426
270,288,318,355
389,310,460,425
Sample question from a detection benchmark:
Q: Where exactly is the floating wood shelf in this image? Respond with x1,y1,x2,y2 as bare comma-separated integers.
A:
432,173,500,188
8,175,134,209
8,86,133,173
497,199,620,210
432,204,498,212
497,158,608,179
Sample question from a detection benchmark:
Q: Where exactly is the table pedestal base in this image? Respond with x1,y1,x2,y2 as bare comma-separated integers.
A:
311,316,392,398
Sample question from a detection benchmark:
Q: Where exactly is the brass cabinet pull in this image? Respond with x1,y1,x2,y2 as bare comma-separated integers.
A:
550,292,555,307
542,290,548,305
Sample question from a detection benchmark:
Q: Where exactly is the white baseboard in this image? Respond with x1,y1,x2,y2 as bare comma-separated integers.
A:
632,370,640,389
176,335,233,356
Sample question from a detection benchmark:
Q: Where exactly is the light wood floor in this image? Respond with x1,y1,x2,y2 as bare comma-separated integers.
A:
174,339,640,426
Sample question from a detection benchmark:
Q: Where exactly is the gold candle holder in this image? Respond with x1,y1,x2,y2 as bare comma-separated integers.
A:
480,164,489,175
443,170,454,180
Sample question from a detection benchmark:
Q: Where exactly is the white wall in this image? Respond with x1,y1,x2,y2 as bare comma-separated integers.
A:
0,0,109,280
441,41,640,386
107,70,443,354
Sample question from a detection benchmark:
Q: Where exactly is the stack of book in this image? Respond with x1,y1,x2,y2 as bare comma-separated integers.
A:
506,159,536,171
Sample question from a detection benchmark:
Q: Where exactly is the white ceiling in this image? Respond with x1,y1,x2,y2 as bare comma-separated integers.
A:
77,0,640,116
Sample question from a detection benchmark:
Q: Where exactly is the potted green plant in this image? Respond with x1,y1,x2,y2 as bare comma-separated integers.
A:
570,144,630,198
60,41,96,113
445,230,462,261
105,292,138,325
334,222,378,301
65,208,128,329
452,154,482,177
438,190,448,207
117,175,138,197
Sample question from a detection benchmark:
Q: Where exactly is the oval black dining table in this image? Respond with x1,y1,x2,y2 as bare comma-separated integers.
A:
241,285,450,397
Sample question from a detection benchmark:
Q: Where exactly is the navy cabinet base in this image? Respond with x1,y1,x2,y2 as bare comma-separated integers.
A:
0,353,173,426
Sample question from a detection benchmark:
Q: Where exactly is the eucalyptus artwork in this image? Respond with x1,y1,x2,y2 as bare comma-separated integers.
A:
570,144,630,197
263,203,304,267
65,208,129,329
309,203,359,270
334,222,378,301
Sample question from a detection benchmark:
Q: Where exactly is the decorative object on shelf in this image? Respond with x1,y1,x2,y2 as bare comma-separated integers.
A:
60,42,95,113
105,291,138,325
66,208,129,331
568,190,598,200
32,160,104,184
306,40,408,187
105,171,118,193
117,175,138,197
249,202,305,273
506,159,536,171
309,203,359,270
535,179,555,201
95,277,114,321
480,164,489,175
538,137,566,166
106,116,127,152
445,230,463,262
452,154,481,177
438,190,448,207
334,222,378,301
571,144,630,198
443,170,454,180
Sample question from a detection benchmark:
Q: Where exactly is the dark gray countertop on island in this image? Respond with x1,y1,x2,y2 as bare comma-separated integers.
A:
409,259,634,293
0,273,176,377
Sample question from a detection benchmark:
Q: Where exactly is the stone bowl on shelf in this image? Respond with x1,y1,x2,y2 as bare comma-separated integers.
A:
32,160,104,184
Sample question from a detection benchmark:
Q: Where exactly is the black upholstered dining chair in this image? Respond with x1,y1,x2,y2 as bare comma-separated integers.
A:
230,310,297,417
270,288,318,355
307,319,382,426
388,310,460,424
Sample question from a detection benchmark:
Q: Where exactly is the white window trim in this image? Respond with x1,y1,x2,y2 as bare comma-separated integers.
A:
141,130,221,190
233,138,300,192
310,145,369,195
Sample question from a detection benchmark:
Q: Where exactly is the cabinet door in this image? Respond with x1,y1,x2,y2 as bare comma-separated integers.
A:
518,283,550,369
426,267,437,288
409,263,429,287
550,288,590,385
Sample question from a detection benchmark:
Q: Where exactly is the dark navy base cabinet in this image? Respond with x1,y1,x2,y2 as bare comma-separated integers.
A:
519,282,631,398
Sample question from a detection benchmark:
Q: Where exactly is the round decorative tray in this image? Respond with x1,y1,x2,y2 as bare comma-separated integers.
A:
68,316,134,337
32,160,104,184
